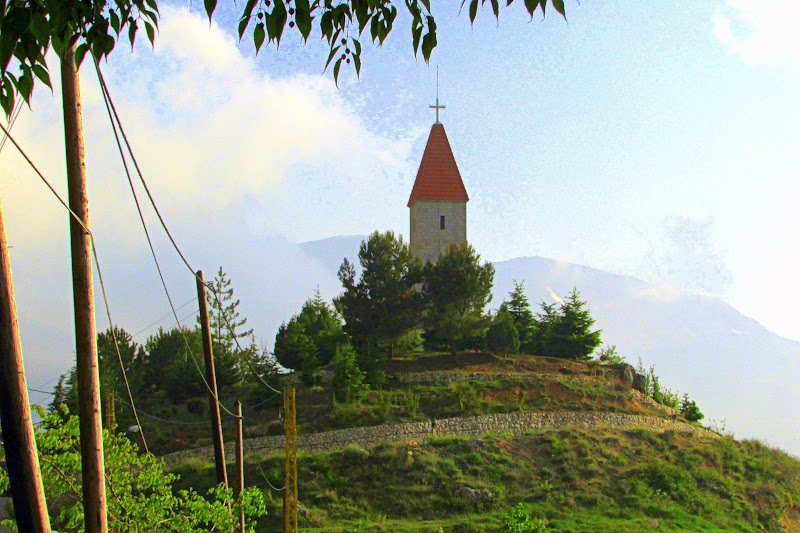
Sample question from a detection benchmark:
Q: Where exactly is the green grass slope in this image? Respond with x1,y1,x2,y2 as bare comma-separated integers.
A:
165,352,800,532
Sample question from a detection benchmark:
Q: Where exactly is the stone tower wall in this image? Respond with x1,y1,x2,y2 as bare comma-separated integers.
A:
410,200,467,264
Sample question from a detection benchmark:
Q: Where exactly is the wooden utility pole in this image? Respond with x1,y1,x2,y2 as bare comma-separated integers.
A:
234,401,245,533
0,200,51,533
284,387,298,533
61,44,108,533
196,270,228,487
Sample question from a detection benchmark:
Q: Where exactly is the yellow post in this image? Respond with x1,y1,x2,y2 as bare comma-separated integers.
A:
283,387,298,533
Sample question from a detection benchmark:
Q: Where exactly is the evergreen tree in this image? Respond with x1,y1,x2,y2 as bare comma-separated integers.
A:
486,309,521,354
330,344,369,403
334,231,423,362
538,287,602,360
273,319,319,378
501,280,540,354
422,244,495,354
296,290,347,366
202,267,253,383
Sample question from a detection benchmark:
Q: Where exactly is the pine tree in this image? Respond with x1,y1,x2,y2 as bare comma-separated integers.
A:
330,344,369,403
502,280,539,354
486,309,521,354
334,231,423,361
539,287,602,360
422,244,495,354
206,267,253,352
202,267,253,383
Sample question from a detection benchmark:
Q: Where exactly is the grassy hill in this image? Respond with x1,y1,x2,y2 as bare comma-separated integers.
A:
162,352,800,531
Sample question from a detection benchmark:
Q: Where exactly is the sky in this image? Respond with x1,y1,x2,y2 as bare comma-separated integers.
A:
2,1,800,401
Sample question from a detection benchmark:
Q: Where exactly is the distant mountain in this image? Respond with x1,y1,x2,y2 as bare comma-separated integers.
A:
299,235,800,456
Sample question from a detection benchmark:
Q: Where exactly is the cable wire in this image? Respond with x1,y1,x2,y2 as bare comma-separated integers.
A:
258,466,286,492
0,120,149,453
0,102,23,155
94,59,242,419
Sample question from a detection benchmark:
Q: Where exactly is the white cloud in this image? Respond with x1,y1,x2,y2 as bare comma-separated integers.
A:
712,0,800,65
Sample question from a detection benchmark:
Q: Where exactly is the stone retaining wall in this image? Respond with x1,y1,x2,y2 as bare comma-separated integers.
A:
162,410,712,466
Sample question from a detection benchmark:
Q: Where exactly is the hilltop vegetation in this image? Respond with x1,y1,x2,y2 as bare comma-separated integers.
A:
33,233,800,531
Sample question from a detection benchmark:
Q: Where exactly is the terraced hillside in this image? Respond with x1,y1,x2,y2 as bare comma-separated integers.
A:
164,353,800,531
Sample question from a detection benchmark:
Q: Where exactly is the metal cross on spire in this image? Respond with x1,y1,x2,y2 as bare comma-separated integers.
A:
430,66,446,124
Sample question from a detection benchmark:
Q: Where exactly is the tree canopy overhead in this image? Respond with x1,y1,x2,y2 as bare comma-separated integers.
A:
0,0,570,115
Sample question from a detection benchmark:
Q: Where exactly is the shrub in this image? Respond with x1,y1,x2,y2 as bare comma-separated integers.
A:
504,503,548,532
330,344,369,403
680,394,704,422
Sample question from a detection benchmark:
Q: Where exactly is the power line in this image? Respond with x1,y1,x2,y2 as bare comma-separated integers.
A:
0,102,23,155
27,388,55,396
93,59,243,419
0,119,149,453
131,298,198,339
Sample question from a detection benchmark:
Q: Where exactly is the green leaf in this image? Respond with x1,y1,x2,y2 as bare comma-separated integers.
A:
253,22,265,53
75,42,90,67
29,13,50,46
127,21,138,47
320,10,333,39
239,0,259,38
524,0,539,18
552,0,566,18
295,0,312,40
333,56,342,86
145,21,155,46
491,0,499,18
412,23,422,54
204,0,217,21
353,53,361,77
469,0,478,22
324,44,341,71
16,72,32,104
109,11,121,35
31,64,51,89
353,39,361,56
0,8,31,73
421,29,436,62
145,0,159,14
540,0,546,16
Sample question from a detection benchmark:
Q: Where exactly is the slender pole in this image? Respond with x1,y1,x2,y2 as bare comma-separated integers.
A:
234,401,245,533
0,200,51,533
284,387,298,533
61,44,108,533
196,270,228,487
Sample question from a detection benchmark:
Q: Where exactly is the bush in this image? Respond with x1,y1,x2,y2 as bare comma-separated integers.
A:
504,503,548,532
680,394,704,422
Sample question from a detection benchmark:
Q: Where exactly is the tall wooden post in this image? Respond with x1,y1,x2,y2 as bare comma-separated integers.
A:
234,401,245,533
0,200,51,533
284,387,298,533
61,44,108,533
196,270,227,487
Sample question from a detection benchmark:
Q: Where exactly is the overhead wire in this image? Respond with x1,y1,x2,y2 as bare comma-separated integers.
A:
0,120,150,453
93,58,246,419
131,297,198,339
0,101,23,155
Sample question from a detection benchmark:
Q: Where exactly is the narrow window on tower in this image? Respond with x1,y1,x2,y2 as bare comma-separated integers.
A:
440,215,446,230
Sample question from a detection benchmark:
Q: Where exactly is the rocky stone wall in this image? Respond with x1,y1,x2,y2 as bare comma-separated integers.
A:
162,409,712,466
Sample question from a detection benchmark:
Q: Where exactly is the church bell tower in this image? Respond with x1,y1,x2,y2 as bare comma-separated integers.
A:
408,97,469,264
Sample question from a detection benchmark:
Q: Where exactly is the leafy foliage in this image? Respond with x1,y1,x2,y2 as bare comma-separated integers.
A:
681,393,704,422
504,503,548,532
595,344,627,366
295,289,347,366
0,0,571,116
334,231,423,362
422,244,494,354
0,407,266,532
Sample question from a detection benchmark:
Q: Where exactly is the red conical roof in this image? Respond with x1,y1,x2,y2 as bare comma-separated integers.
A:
407,123,469,207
